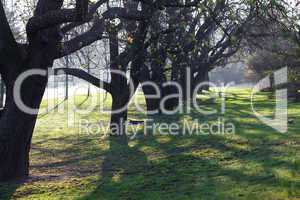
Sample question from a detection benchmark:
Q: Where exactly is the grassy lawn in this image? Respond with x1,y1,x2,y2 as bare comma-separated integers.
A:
0,89,299,200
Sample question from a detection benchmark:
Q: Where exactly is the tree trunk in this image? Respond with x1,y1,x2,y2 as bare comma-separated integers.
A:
109,92,129,145
0,1,58,179
194,67,210,94
109,74,139,144
142,83,161,114
180,67,193,102
288,82,300,102
0,71,47,181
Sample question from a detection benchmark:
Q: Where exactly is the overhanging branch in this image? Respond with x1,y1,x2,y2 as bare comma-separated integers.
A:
27,9,77,35
61,0,109,34
56,18,105,58
54,68,111,93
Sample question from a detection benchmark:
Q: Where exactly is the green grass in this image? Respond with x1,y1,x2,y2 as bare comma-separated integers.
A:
0,89,300,200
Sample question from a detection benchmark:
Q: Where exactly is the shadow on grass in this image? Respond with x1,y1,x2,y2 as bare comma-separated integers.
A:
79,136,149,200
0,181,23,200
9,90,298,199
76,92,300,199
75,132,300,199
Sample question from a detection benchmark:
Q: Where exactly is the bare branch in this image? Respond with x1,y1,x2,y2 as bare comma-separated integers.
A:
27,9,77,35
61,0,109,34
56,18,105,58
54,68,111,93
57,7,150,58
102,7,150,21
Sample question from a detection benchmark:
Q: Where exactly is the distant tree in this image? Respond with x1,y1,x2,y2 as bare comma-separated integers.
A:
247,41,300,100
140,0,286,113
245,18,300,100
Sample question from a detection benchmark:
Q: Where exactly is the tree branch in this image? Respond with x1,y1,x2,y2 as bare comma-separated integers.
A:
102,7,149,21
54,68,111,93
61,0,109,34
27,9,77,35
56,18,106,58
57,7,149,59
0,0,20,62
28,2,147,36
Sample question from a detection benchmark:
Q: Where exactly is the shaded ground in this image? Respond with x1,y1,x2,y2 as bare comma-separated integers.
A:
0,89,299,200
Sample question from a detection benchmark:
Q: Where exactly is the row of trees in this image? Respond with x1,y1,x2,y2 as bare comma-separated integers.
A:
0,0,297,181
140,0,257,111
245,18,300,100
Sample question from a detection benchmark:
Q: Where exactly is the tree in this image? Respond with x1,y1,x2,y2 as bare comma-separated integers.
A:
243,10,300,100
140,0,280,113
0,0,154,181
247,34,300,100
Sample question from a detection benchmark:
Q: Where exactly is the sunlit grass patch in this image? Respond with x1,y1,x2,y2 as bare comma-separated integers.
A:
0,90,299,200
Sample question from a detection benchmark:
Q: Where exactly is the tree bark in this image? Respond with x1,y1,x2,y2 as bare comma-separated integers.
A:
108,26,129,144
109,92,129,144
0,66,48,181
0,0,63,181
142,84,161,114
194,67,210,94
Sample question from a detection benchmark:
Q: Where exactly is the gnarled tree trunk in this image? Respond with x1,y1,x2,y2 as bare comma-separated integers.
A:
0,68,47,181
0,0,61,181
